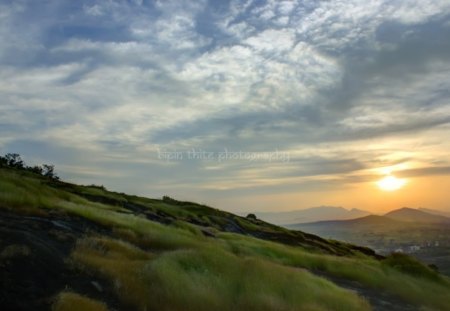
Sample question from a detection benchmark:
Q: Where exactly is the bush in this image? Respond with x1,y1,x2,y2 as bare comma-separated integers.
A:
246,213,257,220
4,153,24,169
382,252,441,281
0,156,6,167
28,165,43,175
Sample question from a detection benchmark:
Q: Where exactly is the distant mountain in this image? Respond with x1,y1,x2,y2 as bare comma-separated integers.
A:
254,206,370,226
384,207,450,224
288,215,402,231
418,207,450,219
286,214,410,249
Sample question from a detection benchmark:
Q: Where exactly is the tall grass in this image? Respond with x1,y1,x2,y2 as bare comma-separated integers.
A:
57,200,202,250
218,232,450,310
0,173,56,210
72,237,371,311
0,169,132,217
52,292,109,311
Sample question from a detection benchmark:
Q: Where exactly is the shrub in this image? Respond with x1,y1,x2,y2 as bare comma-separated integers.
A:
4,153,24,169
246,213,257,220
382,252,441,281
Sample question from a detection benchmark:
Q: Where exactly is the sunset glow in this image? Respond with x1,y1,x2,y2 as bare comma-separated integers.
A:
377,175,407,192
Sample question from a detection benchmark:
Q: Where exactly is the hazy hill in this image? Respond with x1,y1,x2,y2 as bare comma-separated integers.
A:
287,215,406,240
288,208,450,230
1,163,450,311
255,206,370,225
385,207,450,224
418,207,450,219
294,215,402,229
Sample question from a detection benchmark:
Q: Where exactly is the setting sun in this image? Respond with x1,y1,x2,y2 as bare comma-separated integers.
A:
377,175,407,191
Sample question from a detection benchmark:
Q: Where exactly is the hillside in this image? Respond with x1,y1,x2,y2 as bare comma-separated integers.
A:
418,208,450,218
385,207,450,224
1,166,450,311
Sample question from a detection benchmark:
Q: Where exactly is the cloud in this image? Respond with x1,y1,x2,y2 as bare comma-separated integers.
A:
244,28,295,53
398,166,450,178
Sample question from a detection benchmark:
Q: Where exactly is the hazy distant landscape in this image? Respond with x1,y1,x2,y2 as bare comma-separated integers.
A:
284,207,450,276
254,206,371,225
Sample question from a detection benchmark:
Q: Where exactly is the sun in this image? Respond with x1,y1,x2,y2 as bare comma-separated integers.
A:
377,175,407,191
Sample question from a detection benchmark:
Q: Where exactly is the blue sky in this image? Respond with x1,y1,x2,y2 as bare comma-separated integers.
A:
1,0,450,213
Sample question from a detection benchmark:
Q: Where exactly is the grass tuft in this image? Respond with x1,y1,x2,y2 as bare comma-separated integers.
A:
52,292,109,311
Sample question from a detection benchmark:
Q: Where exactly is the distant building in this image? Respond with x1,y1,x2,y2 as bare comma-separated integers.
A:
409,245,421,252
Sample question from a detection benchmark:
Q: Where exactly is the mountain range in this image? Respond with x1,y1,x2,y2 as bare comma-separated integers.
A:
254,206,450,227
418,207,450,219
385,207,450,224
287,207,450,229
254,206,371,225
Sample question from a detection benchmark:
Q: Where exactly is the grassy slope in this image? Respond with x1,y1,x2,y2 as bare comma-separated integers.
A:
1,167,450,311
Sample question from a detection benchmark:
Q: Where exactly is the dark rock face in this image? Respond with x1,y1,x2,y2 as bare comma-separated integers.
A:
0,210,118,311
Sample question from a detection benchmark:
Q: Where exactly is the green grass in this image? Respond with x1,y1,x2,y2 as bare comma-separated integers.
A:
72,236,371,311
0,169,124,215
0,171,58,211
218,233,450,310
57,200,202,250
72,184,128,204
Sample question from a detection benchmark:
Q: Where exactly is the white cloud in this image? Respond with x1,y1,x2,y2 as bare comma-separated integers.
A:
154,14,211,50
220,21,255,40
83,4,104,16
244,29,296,53
386,0,450,24
277,1,296,16
175,36,340,116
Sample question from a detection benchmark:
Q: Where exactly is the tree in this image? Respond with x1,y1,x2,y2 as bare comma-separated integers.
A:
246,213,257,220
4,153,24,168
0,156,6,167
42,164,59,180
28,165,43,175
162,195,174,202
1,152,59,180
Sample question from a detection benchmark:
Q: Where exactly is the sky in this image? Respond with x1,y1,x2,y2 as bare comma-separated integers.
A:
1,0,450,214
